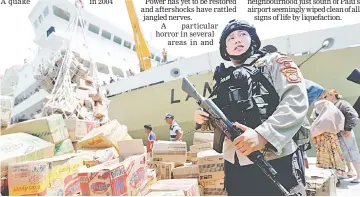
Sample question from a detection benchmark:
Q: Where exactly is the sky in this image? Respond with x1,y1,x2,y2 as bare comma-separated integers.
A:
0,0,358,75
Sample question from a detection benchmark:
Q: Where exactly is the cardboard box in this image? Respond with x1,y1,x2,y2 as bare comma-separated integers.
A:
137,181,150,196
65,119,100,142
137,169,158,196
8,153,89,196
190,142,213,152
54,138,75,156
187,152,197,163
78,147,119,167
305,168,336,196
1,133,55,181
78,79,91,90
152,141,187,164
72,142,79,152
148,161,175,180
46,153,90,196
118,139,145,160
78,152,148,196
8,160,50,196
149,179,200,196
200,179,226,196
172,164,199,179
94,104,107,119
77,120,131,153
198,185,204,196
2,114,69,144
146,190,185,196
146,169,157,186
187,142,213,163
193,132,214,145
75,89,90,101
197,150,224,181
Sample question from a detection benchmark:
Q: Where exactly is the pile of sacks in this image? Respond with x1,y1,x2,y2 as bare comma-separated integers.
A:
34,51,109,123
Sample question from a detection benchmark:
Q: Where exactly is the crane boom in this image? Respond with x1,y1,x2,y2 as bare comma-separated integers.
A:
124,0,152,72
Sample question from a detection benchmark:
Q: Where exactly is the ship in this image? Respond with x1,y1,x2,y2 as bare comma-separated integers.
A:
10,0,176,123
105,23,360,154
8,0,360,155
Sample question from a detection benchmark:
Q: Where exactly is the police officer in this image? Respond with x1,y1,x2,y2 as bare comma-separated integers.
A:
165,113,183,141
194,19,309,196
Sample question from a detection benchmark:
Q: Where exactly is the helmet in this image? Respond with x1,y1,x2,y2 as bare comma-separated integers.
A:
219,19,261,61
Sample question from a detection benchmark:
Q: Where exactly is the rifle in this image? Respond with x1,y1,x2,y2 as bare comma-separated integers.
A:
182,77,294,196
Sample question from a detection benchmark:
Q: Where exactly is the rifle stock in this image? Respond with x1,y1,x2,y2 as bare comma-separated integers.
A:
182,77,294,196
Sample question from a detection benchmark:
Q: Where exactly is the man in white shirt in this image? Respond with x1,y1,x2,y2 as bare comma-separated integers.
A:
164,113,183,141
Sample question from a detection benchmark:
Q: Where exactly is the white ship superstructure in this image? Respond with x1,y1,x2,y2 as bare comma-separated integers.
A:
11,0,174,122
0,64,24,97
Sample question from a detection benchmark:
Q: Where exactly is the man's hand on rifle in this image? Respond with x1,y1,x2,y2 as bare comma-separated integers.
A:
233,122,268,156
194,109,209,124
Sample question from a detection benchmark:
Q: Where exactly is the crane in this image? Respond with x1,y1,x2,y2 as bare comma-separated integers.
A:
124,0,152,72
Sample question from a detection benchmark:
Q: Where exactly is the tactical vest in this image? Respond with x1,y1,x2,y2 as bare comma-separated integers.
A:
210,52,279,130
210,50,310,149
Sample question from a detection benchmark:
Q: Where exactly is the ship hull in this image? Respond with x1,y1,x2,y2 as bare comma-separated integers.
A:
109,47,360,155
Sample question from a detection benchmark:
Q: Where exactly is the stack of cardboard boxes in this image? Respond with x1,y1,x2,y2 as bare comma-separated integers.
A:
0,114,142,196
144,132,226,196
305,168,337,196
35,51,110,124
2,115,74,156
1,112,337,196
197,150,226,196
0,133,55,194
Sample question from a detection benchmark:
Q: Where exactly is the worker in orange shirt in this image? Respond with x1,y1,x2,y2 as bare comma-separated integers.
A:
144,124,157,153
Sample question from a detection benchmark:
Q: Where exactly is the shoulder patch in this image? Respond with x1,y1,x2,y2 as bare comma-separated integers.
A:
280,67,301,83
275,56,293,64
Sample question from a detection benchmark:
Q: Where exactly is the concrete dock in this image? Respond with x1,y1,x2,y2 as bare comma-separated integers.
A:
307,157,360,196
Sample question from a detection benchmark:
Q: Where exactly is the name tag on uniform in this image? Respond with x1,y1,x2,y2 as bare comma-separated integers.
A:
220,75,230,83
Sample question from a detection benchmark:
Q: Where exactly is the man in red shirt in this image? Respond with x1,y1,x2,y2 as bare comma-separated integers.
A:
144,124,157,153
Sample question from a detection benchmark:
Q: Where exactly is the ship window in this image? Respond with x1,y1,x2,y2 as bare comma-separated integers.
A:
96,62,110,74
78,19,87,28
47,26,55,37
133,45,136,51
34,20,39,29
43,6,49,17
88,23,99,34
155,56,161,62
53,6,70,21
124,41,131,49
112,67,125,78
39,15,43,23
101,30,111,40
151,53,154,59
113,36,122,45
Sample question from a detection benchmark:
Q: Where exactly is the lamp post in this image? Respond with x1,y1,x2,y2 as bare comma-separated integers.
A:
298,37,335,68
